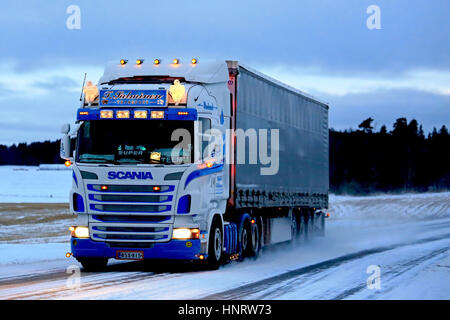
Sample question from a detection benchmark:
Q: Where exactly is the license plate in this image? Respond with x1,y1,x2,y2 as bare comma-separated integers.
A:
116,250,144,260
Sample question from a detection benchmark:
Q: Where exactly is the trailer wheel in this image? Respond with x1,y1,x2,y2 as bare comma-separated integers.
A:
317,211,326,237
299,213,309,242
291,212,299,242
77,257,108,272
205,217,223,270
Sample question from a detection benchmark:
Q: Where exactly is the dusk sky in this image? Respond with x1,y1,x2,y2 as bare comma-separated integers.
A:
0,0,449,145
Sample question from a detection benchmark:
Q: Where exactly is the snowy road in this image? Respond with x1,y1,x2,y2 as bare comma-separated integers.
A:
1,216,449,300
0,168,448,300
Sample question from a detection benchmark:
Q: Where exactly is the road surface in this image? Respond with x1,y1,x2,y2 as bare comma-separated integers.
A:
0,201,448,299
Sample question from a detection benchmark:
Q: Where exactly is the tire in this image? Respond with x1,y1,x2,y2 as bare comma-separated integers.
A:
205,217,223,270
238,219,252,260
317,212,326,237
291,211,299,243
77,257,108,272
249,218,261,258
300,213,309,242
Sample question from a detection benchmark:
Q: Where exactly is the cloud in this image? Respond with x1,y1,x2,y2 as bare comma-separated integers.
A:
324,89,450,133
0,0,449,74
261,66,450,97
0,0,449,144
0,62,103,99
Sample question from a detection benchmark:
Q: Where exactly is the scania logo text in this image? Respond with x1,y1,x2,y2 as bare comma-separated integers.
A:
107,171,153,180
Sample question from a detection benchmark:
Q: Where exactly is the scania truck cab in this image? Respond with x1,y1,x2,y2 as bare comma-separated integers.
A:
61,58,329,271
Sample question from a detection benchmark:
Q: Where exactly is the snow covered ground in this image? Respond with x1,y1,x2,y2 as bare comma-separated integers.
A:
0,165,448,300
0,166,71,203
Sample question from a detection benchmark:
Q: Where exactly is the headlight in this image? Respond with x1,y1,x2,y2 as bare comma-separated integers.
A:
172,228,199,240
69,226,89,238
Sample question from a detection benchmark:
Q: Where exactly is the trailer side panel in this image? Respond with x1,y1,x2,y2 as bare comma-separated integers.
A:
235,66,329,208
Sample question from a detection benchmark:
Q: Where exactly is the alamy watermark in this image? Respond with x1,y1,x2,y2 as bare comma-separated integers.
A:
66,265,81,290
366,5,381,30
171,127,280,176
66,5,81,30
366,265,381,290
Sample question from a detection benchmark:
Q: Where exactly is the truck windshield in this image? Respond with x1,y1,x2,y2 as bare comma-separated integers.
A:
76,120,194,165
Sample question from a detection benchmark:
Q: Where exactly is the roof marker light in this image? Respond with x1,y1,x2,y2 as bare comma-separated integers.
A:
100,110,114,119
116,110,130,119
120,59,128,65
191,58,198,64
173,58,179,64
134,110,148,119
154,59,161,65
136,59,144,65
151,111,164,119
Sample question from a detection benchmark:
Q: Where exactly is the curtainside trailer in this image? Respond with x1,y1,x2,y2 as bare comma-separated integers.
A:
61,59,329,270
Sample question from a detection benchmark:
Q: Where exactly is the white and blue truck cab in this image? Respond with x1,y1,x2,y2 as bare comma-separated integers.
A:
61,59,329,271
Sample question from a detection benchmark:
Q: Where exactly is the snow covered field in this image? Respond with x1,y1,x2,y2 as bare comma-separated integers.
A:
0,166,71,203
0,166,448,300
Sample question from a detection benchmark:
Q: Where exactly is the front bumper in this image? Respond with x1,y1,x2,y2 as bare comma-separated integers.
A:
71,237,201,260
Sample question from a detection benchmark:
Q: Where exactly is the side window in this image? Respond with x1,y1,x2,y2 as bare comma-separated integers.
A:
199,117,211,159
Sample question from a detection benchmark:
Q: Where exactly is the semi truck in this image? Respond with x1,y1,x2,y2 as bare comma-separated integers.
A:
61,59,329,271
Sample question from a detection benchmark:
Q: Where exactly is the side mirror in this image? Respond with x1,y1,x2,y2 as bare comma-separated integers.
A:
60,133,72,160
61,123,70,134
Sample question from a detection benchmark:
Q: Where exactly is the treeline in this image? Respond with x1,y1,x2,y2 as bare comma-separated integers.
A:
0,140,61,165
0,117,448,194
330,118,449,194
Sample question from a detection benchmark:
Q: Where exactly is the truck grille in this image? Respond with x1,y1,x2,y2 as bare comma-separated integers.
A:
87,183,176,243
90,204,171,213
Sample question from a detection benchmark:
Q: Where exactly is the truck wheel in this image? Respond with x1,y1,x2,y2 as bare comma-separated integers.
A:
206,217,223,270
77,257,108,272
239,220,253,260
249,219,261,258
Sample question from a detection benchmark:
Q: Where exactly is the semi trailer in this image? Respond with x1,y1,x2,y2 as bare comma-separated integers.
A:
61,59,329,270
